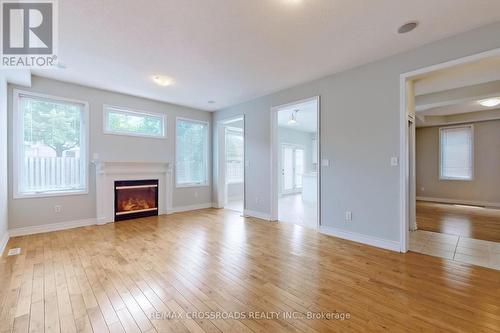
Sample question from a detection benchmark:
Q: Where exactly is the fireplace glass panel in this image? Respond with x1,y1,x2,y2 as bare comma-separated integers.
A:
114,179,158,221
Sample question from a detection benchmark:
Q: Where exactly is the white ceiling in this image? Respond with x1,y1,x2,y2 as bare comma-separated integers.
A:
277,99,317,132
32,0,500,111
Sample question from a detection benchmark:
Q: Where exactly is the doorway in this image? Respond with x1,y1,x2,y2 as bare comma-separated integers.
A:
401,48,500,270
217,116,245,213
271,96,320,229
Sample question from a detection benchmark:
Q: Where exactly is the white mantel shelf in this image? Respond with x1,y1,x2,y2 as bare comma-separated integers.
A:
94,161,173,225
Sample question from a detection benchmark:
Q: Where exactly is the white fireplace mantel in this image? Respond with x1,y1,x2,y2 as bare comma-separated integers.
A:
94,161,173,225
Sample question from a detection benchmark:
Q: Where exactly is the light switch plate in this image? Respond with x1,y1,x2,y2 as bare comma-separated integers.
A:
321,159,330,167
390,157,399,167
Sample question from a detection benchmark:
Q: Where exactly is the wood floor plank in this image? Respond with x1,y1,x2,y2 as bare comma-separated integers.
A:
1,208,499,332
417,201,500,242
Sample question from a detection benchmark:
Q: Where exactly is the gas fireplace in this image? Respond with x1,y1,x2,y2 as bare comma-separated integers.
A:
114,179,159,221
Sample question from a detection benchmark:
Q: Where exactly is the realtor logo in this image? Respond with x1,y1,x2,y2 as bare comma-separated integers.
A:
1,0,58,67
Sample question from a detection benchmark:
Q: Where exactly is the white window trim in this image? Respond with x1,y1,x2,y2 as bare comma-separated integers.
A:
175,117,210,188
439,124,474,181
103,104,167,139
13,89,90,199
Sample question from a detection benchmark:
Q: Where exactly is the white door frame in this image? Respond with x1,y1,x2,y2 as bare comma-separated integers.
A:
215,115,245,210
270,96,321,229
399,47,500,253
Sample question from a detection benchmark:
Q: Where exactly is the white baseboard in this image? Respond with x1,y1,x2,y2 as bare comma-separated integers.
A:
243,209,271,221
8,218,97,237
417,196,500,208
167,203,213,214
320,226,401,252
0,231,9,256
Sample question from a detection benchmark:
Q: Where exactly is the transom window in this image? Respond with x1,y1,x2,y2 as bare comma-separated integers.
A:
13,90,88,198
175,118,209,187
439,125,474,181
103,105,166,138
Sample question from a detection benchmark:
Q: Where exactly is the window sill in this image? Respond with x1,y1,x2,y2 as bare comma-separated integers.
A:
103,130,167,140
175,183,210,189
439,177,473,182
13,189,89,199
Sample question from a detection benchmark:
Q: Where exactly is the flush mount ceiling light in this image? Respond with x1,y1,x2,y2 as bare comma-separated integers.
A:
288,109,299,125
398,22,418,34
478,97,500,108
152,75,174,87
208,100,216,104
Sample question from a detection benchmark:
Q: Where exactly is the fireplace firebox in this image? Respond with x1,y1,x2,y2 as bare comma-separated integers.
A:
114,179,159,221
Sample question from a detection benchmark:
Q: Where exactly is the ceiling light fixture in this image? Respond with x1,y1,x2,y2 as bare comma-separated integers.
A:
478,98,500,108
152,75,174,87
208,100,216,104
398,22,418,34
288,109,299,125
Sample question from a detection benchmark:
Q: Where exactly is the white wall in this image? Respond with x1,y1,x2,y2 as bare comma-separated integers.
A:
8,76,212,229
0,75,8,251
213,22,500,243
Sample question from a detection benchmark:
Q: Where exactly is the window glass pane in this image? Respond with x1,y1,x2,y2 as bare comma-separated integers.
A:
283,146,294,191
225,128,244,183
440,126,473,180
19,95,86,194
295,149,304,188
176,119,208,185
105,107,164,137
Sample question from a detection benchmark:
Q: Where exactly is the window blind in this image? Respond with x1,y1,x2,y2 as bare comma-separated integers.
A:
176,119,208,186
440,125,473,180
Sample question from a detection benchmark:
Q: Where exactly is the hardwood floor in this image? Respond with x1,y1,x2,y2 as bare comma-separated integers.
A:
1,208,500,332
417,201,500,242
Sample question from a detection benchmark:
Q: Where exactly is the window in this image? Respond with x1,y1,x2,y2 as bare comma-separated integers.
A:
13,91,88,198
176,118,209,187
103,105,166,138
225,127,244,184
440,125,473,181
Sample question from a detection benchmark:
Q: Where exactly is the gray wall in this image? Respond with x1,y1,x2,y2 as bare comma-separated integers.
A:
0,76,7,244
416,120,500,204
213,22,500,242
8,76,212,229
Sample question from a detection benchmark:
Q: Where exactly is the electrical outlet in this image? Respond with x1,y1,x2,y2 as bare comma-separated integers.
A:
194,191,199,198
54,205,62,213
421,187,425,192
345,211,352,221
255,197,259,204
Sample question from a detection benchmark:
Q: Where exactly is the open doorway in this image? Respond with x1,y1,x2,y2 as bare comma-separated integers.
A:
217,116,245,213
402,49,500,270
271,97,320,229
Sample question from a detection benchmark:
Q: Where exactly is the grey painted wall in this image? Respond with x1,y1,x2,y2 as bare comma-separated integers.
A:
213,22,500,242
416,120,500,204
8,76,212,229
0,76,7,243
